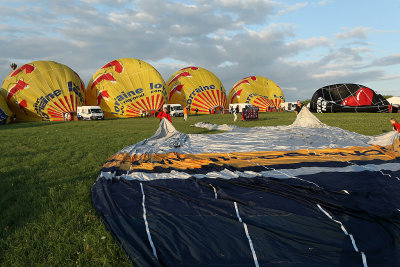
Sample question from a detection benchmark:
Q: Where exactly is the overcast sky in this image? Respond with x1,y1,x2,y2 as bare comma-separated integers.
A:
1,0,399,101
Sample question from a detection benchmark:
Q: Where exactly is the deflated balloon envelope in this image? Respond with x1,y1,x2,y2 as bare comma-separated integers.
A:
92,118,400,266
166,66,227,114
227,76,285,112
310,83,394,113
0,94,13,124
1,61,85,121
86,58,167,118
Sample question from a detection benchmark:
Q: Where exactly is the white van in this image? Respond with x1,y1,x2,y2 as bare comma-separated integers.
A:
77,106,104,120
163,104,184,117
281,102,297,112
229,103,252,113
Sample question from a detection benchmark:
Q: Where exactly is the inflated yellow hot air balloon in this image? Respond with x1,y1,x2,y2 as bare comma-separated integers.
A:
227,76,285,112
1,61,85,121
0,94,13,124
166,67,227,114
86,58,167,118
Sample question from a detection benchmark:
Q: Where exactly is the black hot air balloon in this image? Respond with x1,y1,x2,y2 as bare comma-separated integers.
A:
310,83,397,113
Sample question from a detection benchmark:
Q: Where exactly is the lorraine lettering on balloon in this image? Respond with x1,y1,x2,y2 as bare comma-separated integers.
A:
166,66,227,114
228,76,285,112
1,61,85,122
86,59,167,118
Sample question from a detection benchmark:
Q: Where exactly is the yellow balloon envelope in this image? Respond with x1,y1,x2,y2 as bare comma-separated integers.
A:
166,67,227,114
1,61,85,121
227,76,285,111
86,58,167,118
0,94,13,124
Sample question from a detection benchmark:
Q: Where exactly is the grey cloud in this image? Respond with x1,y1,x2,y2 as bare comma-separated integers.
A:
335,27,370,40
276,2,308,16
0,0,396,101
373,54,400,66
210,0,278,25
81,0,131,4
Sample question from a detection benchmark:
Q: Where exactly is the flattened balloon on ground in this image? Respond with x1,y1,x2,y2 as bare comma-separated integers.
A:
86,58,167,118
92,110,400,266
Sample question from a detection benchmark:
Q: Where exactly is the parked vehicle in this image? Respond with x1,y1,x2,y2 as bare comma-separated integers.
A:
228,103,253,113
77,106,104,120
163,104,184,117
281,102,297,112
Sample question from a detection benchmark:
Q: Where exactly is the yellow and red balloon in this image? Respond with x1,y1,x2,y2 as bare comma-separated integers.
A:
227,76,285,111
166,67,227,114
86,58,167,118
0,94,13,124
1,61,85,121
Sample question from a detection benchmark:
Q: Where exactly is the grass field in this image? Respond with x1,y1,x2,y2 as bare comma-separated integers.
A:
0,112,397,266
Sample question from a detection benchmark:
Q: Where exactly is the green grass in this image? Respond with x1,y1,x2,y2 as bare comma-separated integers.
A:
0,112,397,266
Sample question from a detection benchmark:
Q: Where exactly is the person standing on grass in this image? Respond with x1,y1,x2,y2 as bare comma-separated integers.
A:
390,118,400,133
155,108,162,117
295,100,303,115
233,105,239,122
157,107,172,123
183,106,188,121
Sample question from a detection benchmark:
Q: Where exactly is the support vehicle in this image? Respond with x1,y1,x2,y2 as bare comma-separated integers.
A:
163,104,184,117
77,106,104,120
229,103,253,113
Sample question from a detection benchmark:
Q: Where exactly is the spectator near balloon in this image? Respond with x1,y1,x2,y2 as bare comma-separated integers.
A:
390,118,400,133
157,107,172,123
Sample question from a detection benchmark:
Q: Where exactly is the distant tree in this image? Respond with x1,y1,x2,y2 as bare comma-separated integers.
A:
302,99,311,106
383,95,393,99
